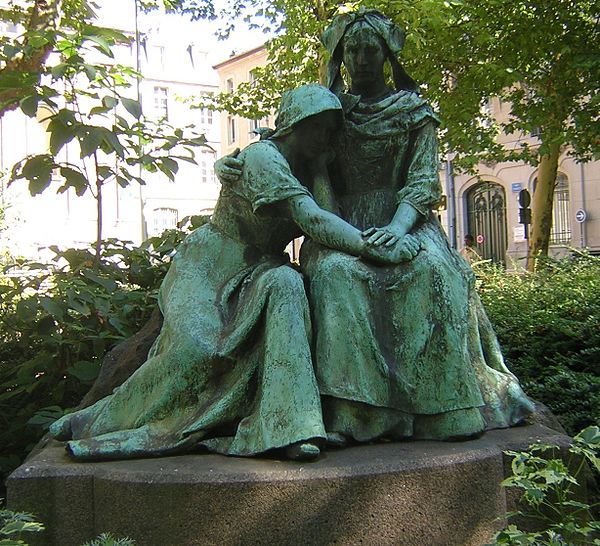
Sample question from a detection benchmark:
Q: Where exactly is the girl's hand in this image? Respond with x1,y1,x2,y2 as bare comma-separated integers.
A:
362,224,407,247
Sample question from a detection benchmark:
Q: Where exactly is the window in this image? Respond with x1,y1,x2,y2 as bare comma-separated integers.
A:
186,44,207,67
153,86,168,119
250,117,268,137
151,207,178,236
200,108,213,126
198,92,214,126
226,78,234,94
227,116,237,144
479,99,492,128
152,45,165,69
200,150,217,184
249,69,259,86
550,173,571,244
532,173,571,245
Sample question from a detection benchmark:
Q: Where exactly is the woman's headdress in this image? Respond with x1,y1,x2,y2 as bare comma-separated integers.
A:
321,8,418,96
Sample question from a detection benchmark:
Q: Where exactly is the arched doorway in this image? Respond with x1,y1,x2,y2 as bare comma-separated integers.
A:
466,182,508,264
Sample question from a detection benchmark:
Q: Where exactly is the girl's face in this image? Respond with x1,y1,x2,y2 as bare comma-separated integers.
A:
342,26,387,89
291,111,338,160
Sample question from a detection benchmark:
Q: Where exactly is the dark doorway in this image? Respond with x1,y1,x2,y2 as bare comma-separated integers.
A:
466,182,508,264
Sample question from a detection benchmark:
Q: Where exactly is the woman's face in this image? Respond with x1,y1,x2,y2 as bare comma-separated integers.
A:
342,27,387,89
292,111,338,160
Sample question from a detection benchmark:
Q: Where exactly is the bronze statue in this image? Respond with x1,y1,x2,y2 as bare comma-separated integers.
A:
50,11,533,461
218,10,534,445
49,84,418,461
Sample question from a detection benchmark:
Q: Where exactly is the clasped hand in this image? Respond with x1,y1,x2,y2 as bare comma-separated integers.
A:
362,226,420,264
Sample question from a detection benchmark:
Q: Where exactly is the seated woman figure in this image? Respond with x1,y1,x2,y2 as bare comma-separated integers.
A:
217,11,534,444
49,84,417,461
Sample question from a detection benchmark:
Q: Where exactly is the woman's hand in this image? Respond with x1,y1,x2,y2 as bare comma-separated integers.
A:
362,234,421,264
214,149,243,184
362,224,408,247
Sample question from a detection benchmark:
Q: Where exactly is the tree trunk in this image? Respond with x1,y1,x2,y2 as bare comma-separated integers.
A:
527,141,561,271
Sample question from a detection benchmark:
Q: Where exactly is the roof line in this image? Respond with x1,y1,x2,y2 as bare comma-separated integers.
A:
212,44,266,70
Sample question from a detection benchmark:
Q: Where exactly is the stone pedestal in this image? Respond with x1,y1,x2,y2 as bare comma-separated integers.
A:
7,425,570,546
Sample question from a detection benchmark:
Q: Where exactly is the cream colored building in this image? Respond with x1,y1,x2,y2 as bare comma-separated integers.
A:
213,46,275,157
445,97,600,265
0,1,222,260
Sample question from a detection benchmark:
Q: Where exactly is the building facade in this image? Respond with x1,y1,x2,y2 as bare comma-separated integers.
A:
446,97,600,266
0,0,222,260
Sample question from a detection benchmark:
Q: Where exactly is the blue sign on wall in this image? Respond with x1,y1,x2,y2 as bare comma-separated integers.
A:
511,182,523,192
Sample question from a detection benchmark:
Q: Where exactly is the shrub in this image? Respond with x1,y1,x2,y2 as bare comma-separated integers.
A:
489,426,600,545
0,231,186,488
475,254,600,434
0,501,44,545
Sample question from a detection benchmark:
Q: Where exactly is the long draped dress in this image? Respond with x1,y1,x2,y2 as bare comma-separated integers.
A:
301,91,534,441
50,140,326,459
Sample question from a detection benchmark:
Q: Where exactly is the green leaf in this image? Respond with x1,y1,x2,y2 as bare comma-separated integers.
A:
78,127,105,158
48,118,75,155
161,157,179,175
59,166,88,196
102,95,118,109
85,35,114,57
67,296,91,316
157,161,175,181
26,406,65,429
0,71,37,89
89,106,111,117
3,43,20,59
575,426,600,445
40,297,65,320
81,269,117,292
96,165,114,181
16,353,53,385
51,62,69,79
108,316,128,336
101,129,125,157
21,155,54,195
19,94,39,117
121,97,142,119
1,519,44,534
116,176,129,188
83,63,97,80
67,360,101,382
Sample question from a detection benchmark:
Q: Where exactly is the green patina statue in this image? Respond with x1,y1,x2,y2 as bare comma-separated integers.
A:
216,10,534,444
49,83,418,461
50,10,534,462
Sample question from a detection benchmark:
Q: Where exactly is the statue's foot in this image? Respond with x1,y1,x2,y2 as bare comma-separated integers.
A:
325,432,348,448
49,415,73,441
285,441,320,461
